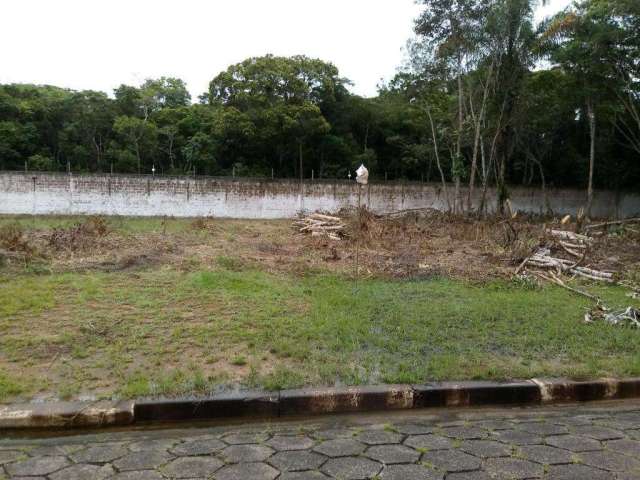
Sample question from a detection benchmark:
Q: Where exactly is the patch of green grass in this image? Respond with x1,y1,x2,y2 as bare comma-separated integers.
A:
0,373,26,401
119,368,229,398
216,256,247,272
0,214,194,235
1,260,639,401
231,356,247,366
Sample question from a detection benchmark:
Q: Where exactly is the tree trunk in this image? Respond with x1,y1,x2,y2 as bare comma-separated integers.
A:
135,141,141,174
168,136,175,171
586,98,596,218
426,104,450,211
363,123,370,152
528,151,552,216
467,64,493,212
299,141,303,183
455,57,464,213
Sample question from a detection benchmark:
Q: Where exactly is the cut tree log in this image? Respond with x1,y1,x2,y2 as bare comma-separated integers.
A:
295,212,346,240
584,218,640,232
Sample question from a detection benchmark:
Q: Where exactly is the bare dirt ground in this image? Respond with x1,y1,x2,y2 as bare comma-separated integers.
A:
2,210,639,283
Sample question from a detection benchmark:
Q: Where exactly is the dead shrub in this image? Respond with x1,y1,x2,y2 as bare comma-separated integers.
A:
0,223,40,267
48,216,110,251
0,223,33,253
191,217,216,231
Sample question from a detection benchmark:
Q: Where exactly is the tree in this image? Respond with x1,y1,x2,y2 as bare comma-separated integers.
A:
112,116,158,173
414,0,489,212
545,0,625,216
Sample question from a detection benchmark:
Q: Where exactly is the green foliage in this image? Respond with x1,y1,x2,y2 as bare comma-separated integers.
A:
0,373,25,401
0,7,638,187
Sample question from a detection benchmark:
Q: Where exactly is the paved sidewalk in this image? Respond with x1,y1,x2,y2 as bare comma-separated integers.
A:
2,401,640,479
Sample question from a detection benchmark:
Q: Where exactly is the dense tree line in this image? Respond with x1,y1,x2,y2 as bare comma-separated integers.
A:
0,0,637,213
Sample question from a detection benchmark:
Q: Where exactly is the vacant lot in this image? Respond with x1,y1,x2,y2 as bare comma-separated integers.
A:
0,213,639,403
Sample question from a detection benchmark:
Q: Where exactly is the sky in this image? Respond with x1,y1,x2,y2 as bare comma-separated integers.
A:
1,0,571,100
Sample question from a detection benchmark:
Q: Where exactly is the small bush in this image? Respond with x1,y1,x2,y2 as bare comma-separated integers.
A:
0,223,37,266
0,223,33,254
216,255,246,271
48,216,109,251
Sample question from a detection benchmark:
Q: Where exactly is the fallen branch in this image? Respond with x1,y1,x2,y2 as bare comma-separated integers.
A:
584,218,640,232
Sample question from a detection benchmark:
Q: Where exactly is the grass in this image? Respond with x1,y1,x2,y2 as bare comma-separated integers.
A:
1,264,639,402
1,214,639,402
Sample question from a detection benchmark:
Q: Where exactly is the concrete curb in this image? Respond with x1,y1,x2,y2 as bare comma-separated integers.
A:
2,378,640,430
0,400,134,429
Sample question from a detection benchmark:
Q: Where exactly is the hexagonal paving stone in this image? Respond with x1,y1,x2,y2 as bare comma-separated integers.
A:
356,430,403,445
27,445,76,456
223,432,270,445
215,462,280,480
5,456,70,477
112,450,173,471
70,443,129,463
267,435,315,451
459,440,511,458
313,438,365,457
594,420,638,432
0,450,24,464
579,450,640,472
484,457,544,479
473,420,517,431
627,429,640,440
441,426,488,440
269,450,327,472
404,434,452,451
222,444,275,463
421,450,481,473
394,424,433,435
366,444,420,464
604,439,640,457
170,437,227,456
111,471,165,480
616,472,640,480
571,426,624,441
49,463,114,480
556,416,600,427
490,429,543,445
518,422,569,436
313,428,356,440
380,463,444,480
128,438,178,451
544,463,615,480
322,457,382,480
544,434,602,452
446,472,492,480
161,456,224,478
519,445,574,465
279,472,330,480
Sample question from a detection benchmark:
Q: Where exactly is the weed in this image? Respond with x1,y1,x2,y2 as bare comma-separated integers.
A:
231,356,247,366
0,373,25,401
216,255,247,272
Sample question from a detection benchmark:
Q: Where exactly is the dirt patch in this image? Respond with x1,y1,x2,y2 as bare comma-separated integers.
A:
2,213,638,283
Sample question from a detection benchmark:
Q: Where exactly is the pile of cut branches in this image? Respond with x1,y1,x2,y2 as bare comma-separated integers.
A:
516,228,614,285
584,217,640,235
294,213,345,241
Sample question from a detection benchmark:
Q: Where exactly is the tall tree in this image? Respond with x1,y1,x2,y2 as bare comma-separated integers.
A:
414,0,489,212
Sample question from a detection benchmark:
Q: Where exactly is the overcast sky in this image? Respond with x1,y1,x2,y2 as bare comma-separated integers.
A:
1,0,571,99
